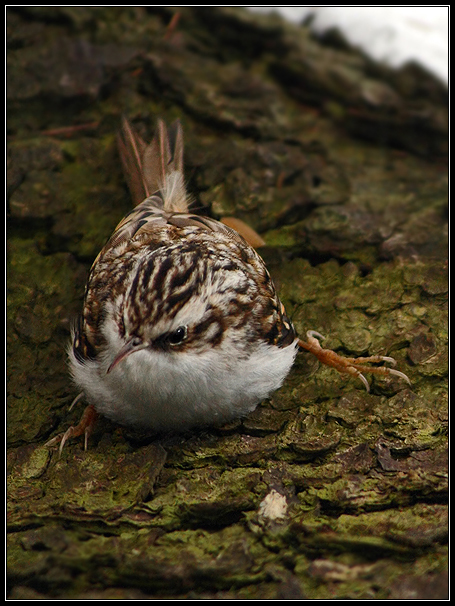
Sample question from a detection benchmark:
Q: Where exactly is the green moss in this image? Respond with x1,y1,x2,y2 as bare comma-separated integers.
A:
7,6,447,600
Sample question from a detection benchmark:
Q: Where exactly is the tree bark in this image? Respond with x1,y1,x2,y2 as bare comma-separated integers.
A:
7,7,447,599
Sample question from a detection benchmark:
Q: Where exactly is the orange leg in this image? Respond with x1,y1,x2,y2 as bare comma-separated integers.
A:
46,398,99,455
298,331,411,392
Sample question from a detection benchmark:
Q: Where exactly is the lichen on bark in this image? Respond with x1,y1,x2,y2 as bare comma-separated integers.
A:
7,6,447,599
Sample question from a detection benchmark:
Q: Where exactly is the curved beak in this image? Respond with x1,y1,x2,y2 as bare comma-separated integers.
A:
106,338,146,374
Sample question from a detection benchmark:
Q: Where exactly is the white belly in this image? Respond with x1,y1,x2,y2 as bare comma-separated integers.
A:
68,339,298,431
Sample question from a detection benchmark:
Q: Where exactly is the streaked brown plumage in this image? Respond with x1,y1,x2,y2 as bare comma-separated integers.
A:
67,118,298,436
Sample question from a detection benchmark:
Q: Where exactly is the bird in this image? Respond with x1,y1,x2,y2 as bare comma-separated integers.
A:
47,117,410,453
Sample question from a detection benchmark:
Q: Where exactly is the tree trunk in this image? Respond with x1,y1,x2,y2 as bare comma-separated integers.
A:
7,7,447,599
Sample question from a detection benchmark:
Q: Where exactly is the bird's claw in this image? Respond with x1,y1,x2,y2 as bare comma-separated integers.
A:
298,330,411,392
46,403,98,456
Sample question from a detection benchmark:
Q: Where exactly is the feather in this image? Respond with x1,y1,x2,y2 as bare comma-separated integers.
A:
118,117,187,212
117,116,149,207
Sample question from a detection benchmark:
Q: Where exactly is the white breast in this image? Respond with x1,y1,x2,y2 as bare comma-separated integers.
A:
68,335,298,431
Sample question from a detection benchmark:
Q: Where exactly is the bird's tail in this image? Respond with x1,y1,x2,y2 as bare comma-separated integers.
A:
117,117,188,212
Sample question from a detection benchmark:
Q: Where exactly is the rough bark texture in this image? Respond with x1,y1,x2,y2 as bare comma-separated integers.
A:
7,7,448,599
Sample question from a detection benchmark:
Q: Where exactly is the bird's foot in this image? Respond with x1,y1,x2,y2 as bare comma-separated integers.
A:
298,330,411,392
46,400,98,456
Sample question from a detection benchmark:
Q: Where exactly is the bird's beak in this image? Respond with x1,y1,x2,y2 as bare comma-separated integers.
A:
106,339,146,374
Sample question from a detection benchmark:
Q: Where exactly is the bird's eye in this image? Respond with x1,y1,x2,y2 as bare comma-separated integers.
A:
168,325,187,346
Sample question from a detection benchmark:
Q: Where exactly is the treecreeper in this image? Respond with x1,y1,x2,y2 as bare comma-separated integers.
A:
47,118,410,453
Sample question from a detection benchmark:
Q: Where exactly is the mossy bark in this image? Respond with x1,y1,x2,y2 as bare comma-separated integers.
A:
7,7,447,599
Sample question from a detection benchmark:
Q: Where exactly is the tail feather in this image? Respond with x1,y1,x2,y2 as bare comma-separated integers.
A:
117,117,149,207
118,117,187,212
